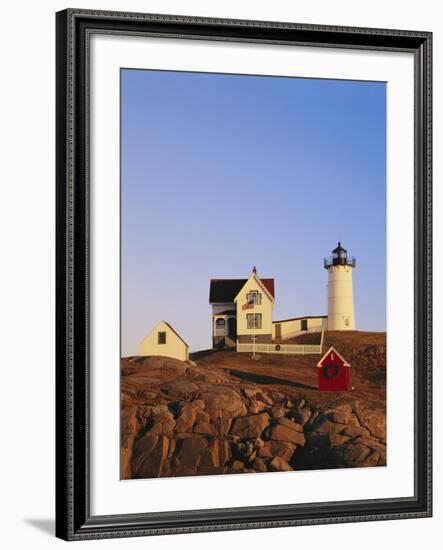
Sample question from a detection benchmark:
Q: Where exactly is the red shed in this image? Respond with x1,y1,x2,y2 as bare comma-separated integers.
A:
317,346,352,391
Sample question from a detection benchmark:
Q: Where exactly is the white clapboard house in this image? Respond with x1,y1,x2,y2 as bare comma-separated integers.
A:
209,267,326,350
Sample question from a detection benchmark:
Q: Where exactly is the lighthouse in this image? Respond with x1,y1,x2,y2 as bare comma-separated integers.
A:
324,242,356,330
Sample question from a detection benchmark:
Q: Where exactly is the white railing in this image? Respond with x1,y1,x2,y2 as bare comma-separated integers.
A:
238,327,325,355
236,343,322,355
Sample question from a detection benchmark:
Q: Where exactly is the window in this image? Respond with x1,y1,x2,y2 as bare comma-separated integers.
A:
216,318,225,327
301,319,308,331
158,331,166,344
246,290,262,305
345,317,350,327
247,313,262,329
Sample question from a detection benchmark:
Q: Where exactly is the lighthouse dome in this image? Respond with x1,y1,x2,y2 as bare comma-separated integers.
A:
332,242,347,255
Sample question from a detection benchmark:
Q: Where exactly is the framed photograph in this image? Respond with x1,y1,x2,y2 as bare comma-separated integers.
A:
55,9,432,541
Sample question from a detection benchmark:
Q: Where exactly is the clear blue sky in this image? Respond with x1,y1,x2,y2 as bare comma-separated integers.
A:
121,69,386,356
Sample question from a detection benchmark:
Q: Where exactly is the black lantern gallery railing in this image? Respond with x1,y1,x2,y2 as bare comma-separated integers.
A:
324,256,356,268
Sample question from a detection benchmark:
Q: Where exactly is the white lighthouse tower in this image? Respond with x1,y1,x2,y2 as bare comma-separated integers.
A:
324,242,356,330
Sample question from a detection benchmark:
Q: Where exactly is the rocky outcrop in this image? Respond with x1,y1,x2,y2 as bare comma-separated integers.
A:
121,352,386,479
231,412,270,439
120,401,138,479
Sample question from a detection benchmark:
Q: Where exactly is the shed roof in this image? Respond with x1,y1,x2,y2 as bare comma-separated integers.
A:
317,346,351,368
162,321,189,348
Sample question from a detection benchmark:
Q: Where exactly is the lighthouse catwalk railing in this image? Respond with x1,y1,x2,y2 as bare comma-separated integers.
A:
324,256,356,268
237,326,324,355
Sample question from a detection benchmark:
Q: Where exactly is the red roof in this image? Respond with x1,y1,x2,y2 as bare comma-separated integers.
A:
260,279,275,298
209,278,275,302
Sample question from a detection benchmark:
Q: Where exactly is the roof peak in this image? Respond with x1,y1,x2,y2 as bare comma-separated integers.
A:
317,346,351,367
162,321,189,347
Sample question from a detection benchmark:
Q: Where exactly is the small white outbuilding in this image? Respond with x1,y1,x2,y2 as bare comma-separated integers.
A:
138,320,189,361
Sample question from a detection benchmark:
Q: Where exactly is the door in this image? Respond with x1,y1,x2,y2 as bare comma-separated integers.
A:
228,317,237,340
275,323,281,341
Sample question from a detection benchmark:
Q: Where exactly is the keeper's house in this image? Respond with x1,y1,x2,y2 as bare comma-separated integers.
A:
209,267,327,349
138,320,189,361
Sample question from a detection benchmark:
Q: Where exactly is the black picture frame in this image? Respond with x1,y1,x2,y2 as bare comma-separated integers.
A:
55,8,432,541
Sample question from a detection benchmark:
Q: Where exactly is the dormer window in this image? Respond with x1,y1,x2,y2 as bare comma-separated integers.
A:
246,290,262,305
